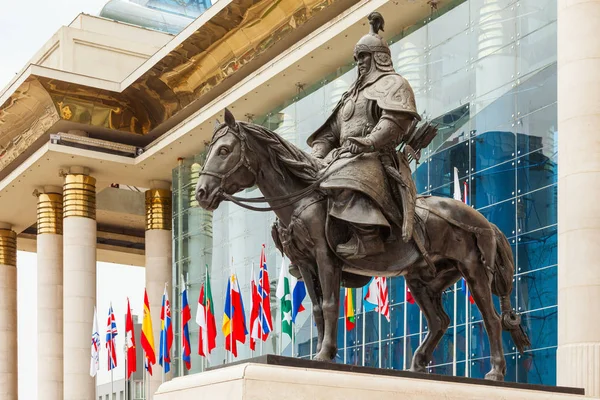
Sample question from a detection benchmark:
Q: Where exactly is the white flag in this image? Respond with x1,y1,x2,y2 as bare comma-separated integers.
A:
453,167,462,201
90,306,100,377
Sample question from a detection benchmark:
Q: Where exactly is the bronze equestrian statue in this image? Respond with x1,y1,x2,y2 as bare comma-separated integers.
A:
195,12,530,382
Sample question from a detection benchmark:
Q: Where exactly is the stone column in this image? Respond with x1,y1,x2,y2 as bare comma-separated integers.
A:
0,223,17,400
36,186,63,399
145,181,172,398
557,0,600,396
62,167,97,400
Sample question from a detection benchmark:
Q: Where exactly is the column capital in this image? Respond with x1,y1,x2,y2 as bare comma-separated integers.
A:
145,188,172,231
63,173,96,220
0,227,17,267
149,180,171,190
37,188,63,235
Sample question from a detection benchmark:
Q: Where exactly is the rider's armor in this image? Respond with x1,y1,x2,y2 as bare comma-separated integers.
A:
307,12,420,259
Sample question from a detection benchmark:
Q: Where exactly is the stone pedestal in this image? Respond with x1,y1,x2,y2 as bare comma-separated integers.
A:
155,356,593,400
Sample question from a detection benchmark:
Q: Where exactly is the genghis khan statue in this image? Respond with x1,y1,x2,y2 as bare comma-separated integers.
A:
307,12,421,260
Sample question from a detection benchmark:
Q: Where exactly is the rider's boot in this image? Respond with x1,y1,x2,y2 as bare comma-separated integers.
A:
336,225,385,259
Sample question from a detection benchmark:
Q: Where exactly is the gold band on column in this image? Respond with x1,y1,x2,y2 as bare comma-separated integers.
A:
37,193,63,234
0,230,17,266
63,174,96,219
145,189,172,230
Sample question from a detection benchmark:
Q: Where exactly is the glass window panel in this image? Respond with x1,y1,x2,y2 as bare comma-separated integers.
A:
517,185,557,234
428,2,469,48
390,304,405,339
389,277,403,305
431,330,454,366
517,0,557,38
470,0,517,61
472,130,516,173
406,303,422,336
455,324,467,362
517,226,557,273
429,106,471,154
517,266,557,312
478,199,516,238
472,161,516,209
349,313,363,346
521,307,557,350
428,142,470,190
346,346,362,366
518,22,557,78
392,27,428,100
413,159,429,194
364,342,380,368
469,355,517,381
405,334,421,369
364,311,380,344
517,347,557,386
517,146,557,194
388,338,405,370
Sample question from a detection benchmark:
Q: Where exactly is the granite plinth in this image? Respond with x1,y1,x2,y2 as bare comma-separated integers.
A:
154,355,591,400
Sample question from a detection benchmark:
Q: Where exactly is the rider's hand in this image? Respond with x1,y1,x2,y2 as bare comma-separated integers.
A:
348,137,374,154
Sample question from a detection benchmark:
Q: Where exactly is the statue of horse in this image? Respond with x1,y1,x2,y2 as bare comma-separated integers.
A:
195,109,530,381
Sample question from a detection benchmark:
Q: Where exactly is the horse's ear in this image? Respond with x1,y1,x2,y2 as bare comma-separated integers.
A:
224,108,237,130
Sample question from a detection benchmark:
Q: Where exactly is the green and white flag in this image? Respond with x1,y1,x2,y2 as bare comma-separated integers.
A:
276,258,293,338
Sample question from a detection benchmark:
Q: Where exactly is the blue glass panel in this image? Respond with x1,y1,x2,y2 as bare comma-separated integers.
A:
381,340,392,369
389,338,404,370
517,266,557,312
517,146,557,195
428,363,452,375
413,159,429,193
406,303,421,336
364,311,380,344
350,313,363,346
441,289,455,326
521,307,557,350
455,324,467,362
469,355,517,381
346,346,362,366
337,318,344,349
470,321,518,359
430,182,452,199
478,200,516,238
364,342,380,368
472,131,516,173
428,142,470,189
517,226,557,273
405,334,421,368
389,277,404,304
517,185,557,234
431,330,454,366
472,161,516,208
390,304,405,339
517,347,557,386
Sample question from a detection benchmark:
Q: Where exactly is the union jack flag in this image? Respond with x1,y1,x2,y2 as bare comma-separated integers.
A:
106,304,118,370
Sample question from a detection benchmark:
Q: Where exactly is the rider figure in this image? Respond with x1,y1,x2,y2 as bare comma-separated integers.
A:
307,12,420,260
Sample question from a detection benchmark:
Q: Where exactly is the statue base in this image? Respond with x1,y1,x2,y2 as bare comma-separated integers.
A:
154,355,590,400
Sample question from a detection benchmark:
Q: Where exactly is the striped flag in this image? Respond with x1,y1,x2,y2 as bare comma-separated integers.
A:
257,245,273,335
376,277,390,322
181,276,192,370
125,299,136,379
406,284,415,305
106,304,118,370
141,289,156,375
89,307,100,377
222,274,247,357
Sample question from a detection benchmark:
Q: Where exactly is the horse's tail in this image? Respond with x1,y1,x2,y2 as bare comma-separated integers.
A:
491,223,531,354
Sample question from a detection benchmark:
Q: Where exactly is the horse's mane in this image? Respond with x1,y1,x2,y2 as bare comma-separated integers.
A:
238,121,322,184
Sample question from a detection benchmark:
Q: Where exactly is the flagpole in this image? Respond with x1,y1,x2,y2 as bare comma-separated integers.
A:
229,258,233,363
403,279,408,370
124,342,127,400
465,284,470,378
251,262,255,358
180,274,185,375
205,263,209,369
161,283,165,385
110,302,114,398
453,282,458,376
343,289,347,364
378,305,382,368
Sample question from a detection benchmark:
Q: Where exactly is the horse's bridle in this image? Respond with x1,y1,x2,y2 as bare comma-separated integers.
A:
199,123,350,212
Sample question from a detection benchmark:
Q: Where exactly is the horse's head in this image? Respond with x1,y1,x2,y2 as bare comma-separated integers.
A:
195,109,258,211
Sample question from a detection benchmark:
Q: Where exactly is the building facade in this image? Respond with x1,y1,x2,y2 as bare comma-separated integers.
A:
0,0,598,398
171,0,559,386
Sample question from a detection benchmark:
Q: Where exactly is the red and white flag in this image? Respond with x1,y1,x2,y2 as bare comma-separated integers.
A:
196,265,217,361
125,298,136,379
376,277,390,321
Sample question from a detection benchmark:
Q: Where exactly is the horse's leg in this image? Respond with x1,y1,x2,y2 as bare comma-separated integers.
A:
406,262,459,372
298,264,324,354
462,258,506,381
313,248,342,361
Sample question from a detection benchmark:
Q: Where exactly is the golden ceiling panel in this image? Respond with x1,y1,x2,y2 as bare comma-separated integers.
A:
0,0,350,173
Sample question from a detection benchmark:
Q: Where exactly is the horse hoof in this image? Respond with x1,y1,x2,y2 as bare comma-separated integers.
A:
314,350,335,362
484,371,504,381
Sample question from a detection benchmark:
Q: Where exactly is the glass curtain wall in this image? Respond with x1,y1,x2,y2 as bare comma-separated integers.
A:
172,0,558,385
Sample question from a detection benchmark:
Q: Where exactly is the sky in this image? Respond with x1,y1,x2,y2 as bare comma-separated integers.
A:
1,1,147,398
0,0,108,90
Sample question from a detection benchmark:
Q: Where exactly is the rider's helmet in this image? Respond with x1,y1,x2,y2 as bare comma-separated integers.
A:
353,12,394,73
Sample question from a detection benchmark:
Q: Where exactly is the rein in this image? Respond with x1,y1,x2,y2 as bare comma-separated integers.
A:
200,123,352,212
